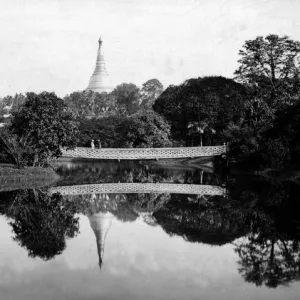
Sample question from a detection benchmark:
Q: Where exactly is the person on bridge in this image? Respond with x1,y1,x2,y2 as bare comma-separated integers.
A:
91,139,95,149
97,139,102,149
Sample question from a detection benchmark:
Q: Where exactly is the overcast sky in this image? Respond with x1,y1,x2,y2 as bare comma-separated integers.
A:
0,0,299,97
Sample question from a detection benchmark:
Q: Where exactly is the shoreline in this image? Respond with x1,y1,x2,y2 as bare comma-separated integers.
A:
0,165,60,192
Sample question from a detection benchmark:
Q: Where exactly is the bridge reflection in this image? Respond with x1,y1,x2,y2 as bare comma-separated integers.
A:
49,183,226,196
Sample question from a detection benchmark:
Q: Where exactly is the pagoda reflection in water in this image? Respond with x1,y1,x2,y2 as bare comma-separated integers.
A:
88,210,113,270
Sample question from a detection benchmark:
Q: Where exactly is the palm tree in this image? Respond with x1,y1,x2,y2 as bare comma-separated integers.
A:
188,121,215,147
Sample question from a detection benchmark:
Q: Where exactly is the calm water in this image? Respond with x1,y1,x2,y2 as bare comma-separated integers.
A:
0,161,300,300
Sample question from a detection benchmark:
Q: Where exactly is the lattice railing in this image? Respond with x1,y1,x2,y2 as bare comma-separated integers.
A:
49,183,226,196
61,145,226,160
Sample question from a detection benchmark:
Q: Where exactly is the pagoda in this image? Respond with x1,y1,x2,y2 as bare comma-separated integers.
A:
86,37,114,93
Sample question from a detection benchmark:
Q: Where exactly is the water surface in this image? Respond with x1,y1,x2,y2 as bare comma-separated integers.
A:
0,161,299,300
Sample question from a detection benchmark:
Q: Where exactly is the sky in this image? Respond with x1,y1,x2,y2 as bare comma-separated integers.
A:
0,0,299,97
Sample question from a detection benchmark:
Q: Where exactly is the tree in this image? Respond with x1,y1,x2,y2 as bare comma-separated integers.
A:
0,189,79,260
64,90,115,119
153,193,247,245
234,34,300,104
225,35,300,166
1,95,13,107
117,111,172,148
0,95,13,119
228,180,300,288
235,233,300,288
11,93,27,113
258,100,300,167
140,78,164,110
153,76,247,145
78,115,124,147
0,98,5,119
0,94,27,124
188,121,216,147
10,92,79,166
64,90,97,119
93,92,115,116
111,83,140,116
0,127,34,167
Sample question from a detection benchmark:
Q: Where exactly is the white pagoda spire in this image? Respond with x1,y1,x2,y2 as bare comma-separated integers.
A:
86,37,114,93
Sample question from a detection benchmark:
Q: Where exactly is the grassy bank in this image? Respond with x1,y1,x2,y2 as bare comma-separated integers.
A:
0,164,60,191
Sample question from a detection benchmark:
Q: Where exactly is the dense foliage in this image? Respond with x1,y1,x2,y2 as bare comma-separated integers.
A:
64,90,114,119
77,111,171,148
5,92,79,167
153,76,247,146
116,111,171,148
234,34,300,104
222,34,300,168
78,115,124,147
139,78,164,110
111,83,141,116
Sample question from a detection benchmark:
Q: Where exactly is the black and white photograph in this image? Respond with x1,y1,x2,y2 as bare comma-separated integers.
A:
0,0,300,299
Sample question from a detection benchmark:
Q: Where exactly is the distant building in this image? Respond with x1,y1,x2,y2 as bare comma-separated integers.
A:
86,37,114,93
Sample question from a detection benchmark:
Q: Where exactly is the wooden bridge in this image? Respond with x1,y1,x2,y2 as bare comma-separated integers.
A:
61,145,227,160
49,183,226,196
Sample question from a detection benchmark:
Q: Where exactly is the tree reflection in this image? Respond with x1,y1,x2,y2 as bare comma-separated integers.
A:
152,194,248,245
231,180,300,288
0,189,79,260
235,233,300,288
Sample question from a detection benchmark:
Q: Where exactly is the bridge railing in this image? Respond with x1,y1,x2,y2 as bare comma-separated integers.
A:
62,145,226,160
49,183,226,196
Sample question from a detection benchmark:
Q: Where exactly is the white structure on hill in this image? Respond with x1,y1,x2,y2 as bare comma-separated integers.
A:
86,37,114,93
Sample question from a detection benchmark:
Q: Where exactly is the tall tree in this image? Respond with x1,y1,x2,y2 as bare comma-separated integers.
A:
117,110,172,148
234,34,300,104
11,93,26,113
111,83,140,116
93,92,115,116
153,76,246,145
64,90,97,119
10,92,79,166
140,78,164,110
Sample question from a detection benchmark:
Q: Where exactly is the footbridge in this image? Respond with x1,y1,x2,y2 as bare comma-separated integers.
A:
61,145,227,160
49,183,226,196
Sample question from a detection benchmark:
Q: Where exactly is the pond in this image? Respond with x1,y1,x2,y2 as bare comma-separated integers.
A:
0,160,300,300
